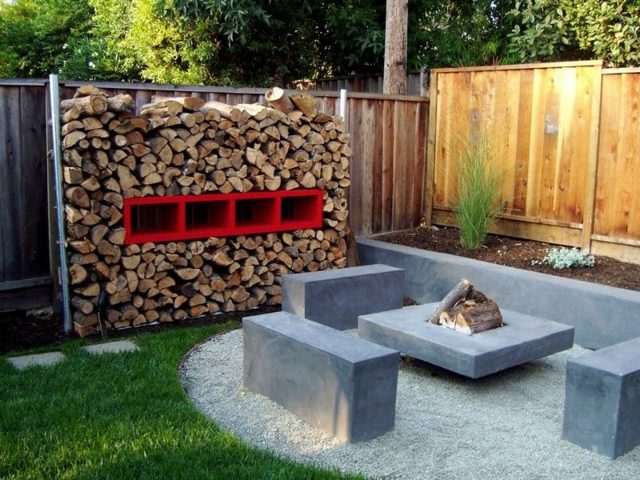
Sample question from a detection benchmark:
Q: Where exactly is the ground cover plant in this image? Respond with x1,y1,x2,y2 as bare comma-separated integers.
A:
533,247,595,270
0,322,362,480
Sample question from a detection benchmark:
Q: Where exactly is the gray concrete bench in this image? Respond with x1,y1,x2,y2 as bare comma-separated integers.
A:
282,264,404,330
562,337,640,458
243,311,400,442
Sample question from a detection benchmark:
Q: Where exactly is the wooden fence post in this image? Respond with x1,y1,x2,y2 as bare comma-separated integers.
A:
423,71,438,226
581,62,604,253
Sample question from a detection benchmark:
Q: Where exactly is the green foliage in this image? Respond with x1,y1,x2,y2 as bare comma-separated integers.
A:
507,0,640,66
324,1,385,75
506,1,574,63
5,0,640,85
455,135,501,249
410,0,514,69
564,1,640,67
0,322,363,479
0,0,95,77
533,247,595,269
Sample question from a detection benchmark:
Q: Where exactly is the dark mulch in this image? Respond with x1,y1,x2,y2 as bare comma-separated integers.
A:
0,309,68,355
376,226,640,292
0,305,279,355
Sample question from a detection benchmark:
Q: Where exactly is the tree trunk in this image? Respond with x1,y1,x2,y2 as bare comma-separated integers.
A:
383,0,408,95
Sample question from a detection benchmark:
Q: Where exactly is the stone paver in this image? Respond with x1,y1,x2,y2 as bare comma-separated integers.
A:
83,340,139,355
7,351,66,370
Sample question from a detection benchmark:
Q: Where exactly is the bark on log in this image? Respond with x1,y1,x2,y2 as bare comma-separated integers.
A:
427,279,471,324
152,95,205,112
265,87,294,113
439,299,503,335
60,95,108,115
61,85,352,336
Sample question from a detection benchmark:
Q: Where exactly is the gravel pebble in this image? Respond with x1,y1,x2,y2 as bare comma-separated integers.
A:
181,329,640,479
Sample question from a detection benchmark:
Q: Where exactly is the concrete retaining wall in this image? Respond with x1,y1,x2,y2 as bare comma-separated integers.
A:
357,238,640,349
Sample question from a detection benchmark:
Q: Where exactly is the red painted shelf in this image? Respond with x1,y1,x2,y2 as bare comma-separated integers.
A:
123,189,323,244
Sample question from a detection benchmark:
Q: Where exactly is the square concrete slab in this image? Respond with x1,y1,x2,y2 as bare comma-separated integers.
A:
8,351,66,370
358,303,574,378
83,340,139,355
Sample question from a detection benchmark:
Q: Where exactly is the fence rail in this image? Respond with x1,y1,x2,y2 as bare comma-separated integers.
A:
314,72,426,96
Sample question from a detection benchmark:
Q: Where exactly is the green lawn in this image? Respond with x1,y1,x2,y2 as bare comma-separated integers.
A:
0,322,363,480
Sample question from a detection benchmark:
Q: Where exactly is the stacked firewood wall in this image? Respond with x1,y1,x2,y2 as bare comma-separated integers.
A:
60,86,351,336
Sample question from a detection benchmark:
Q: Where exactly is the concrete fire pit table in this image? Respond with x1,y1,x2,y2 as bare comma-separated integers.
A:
358,303,575,379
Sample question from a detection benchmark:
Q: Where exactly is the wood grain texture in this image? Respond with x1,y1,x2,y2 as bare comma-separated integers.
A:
19,86,49,278
428,64,609,250
594,72,640,242
0,87,23,281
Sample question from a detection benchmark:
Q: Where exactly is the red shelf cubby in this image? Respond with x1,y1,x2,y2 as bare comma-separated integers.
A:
123,189,323,244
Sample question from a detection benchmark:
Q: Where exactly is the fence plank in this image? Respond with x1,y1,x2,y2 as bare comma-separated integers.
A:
19,86,49,278
580,64,603,251
381,100,394,232
0,88,6,281
412,101,428,226
429,63,602,247
513,69,534,216
347,97,363,234
359,99,376,234
0,87,23,280
594,72,640,242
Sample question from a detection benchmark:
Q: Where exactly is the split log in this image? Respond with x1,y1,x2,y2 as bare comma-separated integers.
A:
152,95,205,112
107,94,136,112
427,279,472,324
60,95,108,115
265,87,294,113
439,299,503,335
290,93,318,118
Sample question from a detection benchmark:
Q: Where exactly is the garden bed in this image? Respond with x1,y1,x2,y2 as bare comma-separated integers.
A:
376,226,640,292
357,235,640,350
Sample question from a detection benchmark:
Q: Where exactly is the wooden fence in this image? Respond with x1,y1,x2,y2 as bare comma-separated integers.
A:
425,60,640,263
0,80,429,295
8,59,638,303
315,72,426,96
0,80,51,289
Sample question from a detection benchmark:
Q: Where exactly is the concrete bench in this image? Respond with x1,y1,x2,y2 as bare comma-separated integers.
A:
562,337,640,458
243,311,400,442
282,264,404,330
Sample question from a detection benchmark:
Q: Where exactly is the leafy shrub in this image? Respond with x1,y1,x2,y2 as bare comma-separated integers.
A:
507,0,640,67
533,247,595,269
455,136,501,249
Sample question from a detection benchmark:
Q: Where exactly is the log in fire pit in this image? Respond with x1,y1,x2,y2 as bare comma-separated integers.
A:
427,279,503,335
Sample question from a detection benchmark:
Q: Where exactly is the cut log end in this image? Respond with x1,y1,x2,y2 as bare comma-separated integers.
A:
428,279,503,335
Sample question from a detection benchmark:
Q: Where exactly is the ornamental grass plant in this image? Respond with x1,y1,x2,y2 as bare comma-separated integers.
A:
455,135,501,249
